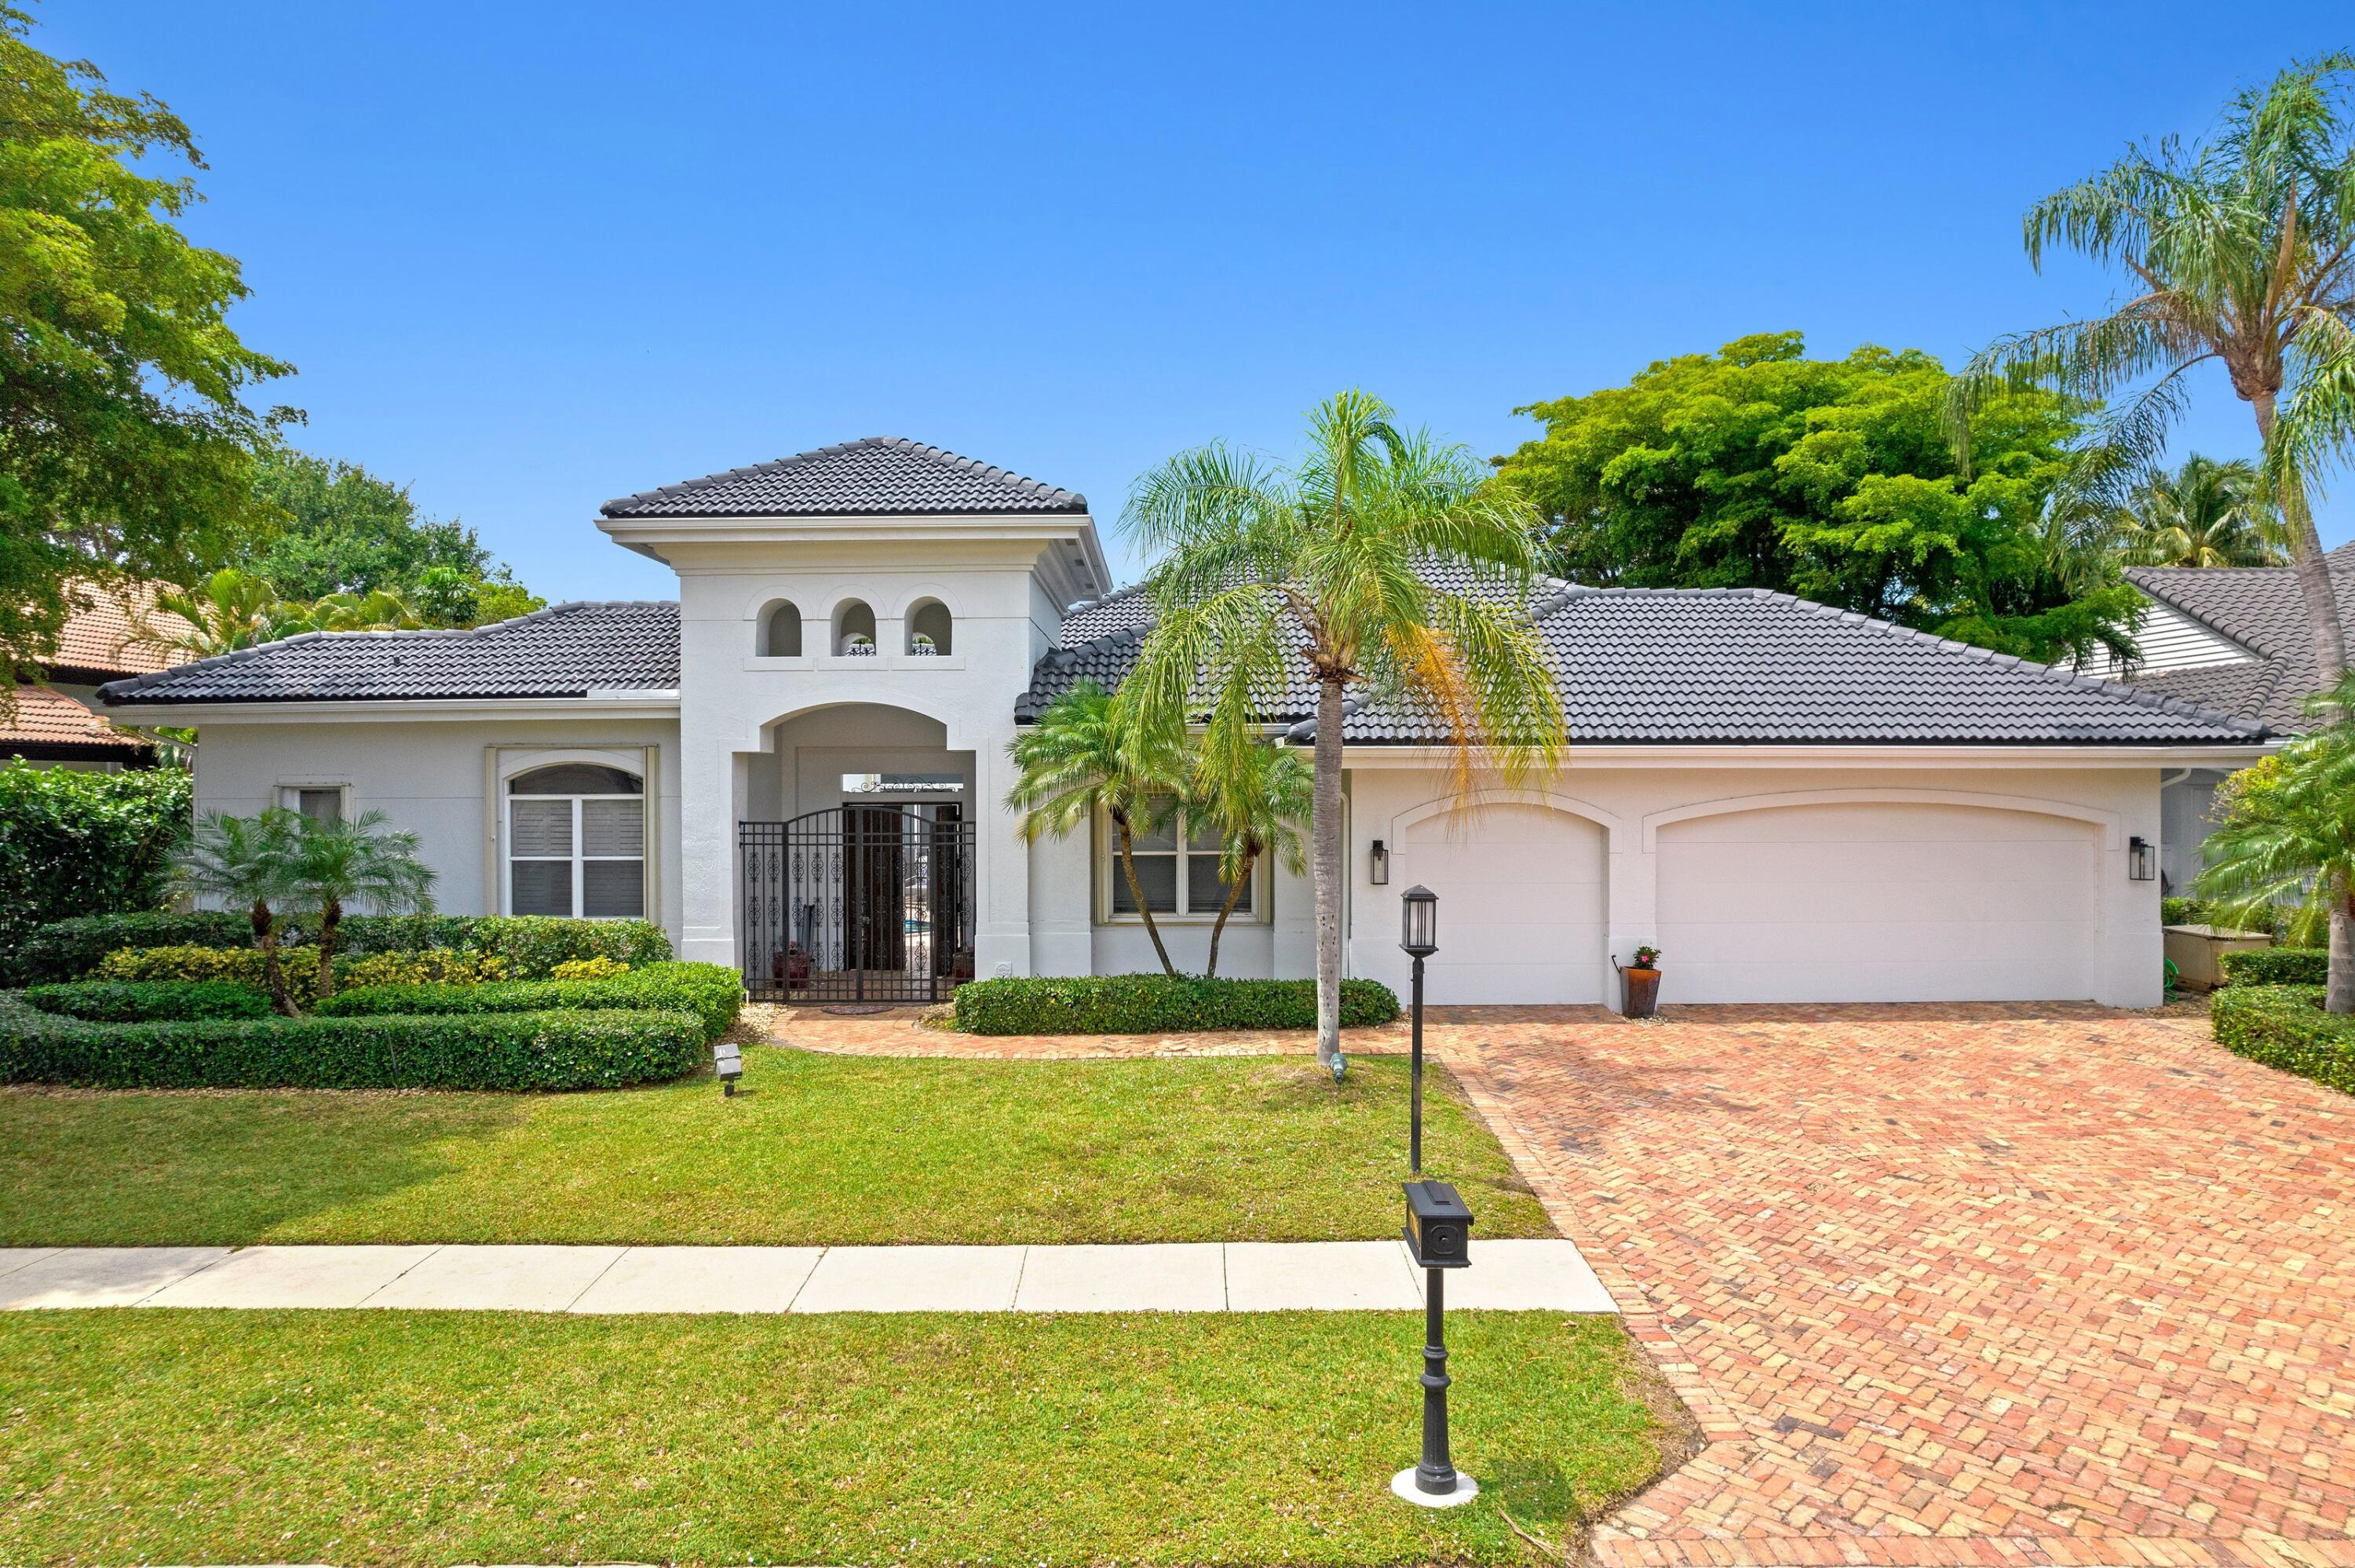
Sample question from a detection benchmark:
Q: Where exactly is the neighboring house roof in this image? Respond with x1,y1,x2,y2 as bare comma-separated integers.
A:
1021,576,2266,746
97,602,680,705
2,685,155,760
599,436,1089,519
2120,542,2355,731
43,578,195,683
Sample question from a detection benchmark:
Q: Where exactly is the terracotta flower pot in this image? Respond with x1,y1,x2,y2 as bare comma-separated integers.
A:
1622,966,1661,1019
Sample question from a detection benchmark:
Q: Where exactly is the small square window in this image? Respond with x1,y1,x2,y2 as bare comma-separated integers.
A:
282,787,344,824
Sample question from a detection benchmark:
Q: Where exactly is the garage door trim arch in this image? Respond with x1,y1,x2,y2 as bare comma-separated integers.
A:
1638,787,2121,854
1389,789,1629,850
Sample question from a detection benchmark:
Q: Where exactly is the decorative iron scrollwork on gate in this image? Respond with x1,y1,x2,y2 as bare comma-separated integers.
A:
739,807,975,1002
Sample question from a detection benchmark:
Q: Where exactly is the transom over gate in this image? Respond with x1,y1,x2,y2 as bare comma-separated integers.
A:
739,807,975,1003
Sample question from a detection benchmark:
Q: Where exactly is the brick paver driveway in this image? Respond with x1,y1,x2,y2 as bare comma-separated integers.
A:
1433,1004,2355,1568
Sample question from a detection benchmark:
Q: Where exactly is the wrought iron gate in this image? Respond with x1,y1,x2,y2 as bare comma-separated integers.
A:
739,807,975,1002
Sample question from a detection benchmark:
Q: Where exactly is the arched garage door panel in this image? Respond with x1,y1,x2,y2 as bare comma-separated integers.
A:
1656,803,2098,1003
1397,804,1606,1004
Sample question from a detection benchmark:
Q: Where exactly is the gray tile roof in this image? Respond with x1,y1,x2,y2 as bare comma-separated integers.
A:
1020,578,2268,746
97,602,680,705
601,436,1087,519
2121,542,2355,731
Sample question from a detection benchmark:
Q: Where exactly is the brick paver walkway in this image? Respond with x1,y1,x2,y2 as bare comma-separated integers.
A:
1428,1004,2355,1568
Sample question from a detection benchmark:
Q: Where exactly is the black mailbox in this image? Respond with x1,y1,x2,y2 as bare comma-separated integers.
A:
1402,1180,1473,1268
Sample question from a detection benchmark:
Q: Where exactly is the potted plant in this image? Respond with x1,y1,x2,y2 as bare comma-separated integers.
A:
951,946,975,984
841,633,876,656
1617,945,1662,1019
774,943,812,991
910,633,938,656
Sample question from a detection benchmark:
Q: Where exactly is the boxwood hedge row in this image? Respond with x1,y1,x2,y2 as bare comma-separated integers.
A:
2216,946,2329,986
24,979,272,1023
953,974,1400,1036
318,961,743,1043
12,912,674,985
0,993,706,1092
2210,984,2355,1096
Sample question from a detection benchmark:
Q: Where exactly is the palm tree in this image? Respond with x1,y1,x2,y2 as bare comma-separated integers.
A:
1006,682,1189,976
1120,392,1565,1069
1952,55,2355,690
2196,674,2355,1012
2116,455,2287,568
172,809,301,1016
130,571,422,660
1188,739,1313,979
283,810,436,1001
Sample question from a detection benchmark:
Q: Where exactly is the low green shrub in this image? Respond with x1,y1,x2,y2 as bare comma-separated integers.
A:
2161,897,2286,937
0,994,705,1091
2210,984,2355,1096
551,955,632,980
319,961,742,1042
14,912,674,985
335,948,513,988
952,974,1401,1036
2218,947,2329,986
93,945,319,1005
24,979,272,1022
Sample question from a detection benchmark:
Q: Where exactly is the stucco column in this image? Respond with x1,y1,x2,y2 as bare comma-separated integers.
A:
968,721,1034,979
1604,830,1656,1014
677,735,743,968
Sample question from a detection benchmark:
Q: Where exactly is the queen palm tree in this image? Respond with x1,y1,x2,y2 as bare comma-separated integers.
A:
2196,673,2355,1012
132,571,422,660
1188,739,1313,979
2116,455,2287,568
1120,392,1565,1069
283,809,436,1001
1006,681,1189,976
172,809,301,1015
1952,55,2355,689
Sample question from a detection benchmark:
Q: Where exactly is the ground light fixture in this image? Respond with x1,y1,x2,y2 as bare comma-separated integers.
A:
2128,835,2156,881
1399,885,1437,1172
1397,1179,1476,1508
714,1041,743,1096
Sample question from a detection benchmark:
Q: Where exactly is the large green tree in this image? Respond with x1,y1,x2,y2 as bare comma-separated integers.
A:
0,5,289,692
1123,392,1565,1070
1495,332,2142,667
1955,55,2355,690
248,444,542,625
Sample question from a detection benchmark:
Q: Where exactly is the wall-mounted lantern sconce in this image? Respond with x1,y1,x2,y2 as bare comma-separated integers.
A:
1370,839,1389,885
2127,836,2156,882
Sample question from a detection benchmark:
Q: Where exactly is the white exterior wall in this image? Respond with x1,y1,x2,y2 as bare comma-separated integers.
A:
180,717,684,931
1342,762,2167,1008
667,541,1070,975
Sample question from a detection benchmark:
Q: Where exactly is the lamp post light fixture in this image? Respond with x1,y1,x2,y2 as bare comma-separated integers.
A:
2127,835,2157,881
1400,885,1438,1174
714,1041,744,1096
1397,1179,1477,1508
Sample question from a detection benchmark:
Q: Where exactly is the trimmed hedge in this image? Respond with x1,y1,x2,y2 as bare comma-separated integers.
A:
0,762,191,980
0,993,705,1091
2211,984,2355,1096
319,962,743,1042
14,912,673,985
24,979,272,1022
2218,947,2329,986
953,974,1401,1036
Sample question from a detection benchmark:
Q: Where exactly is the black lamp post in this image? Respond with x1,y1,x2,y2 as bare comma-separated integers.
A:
1397,1179,1477,1507
1400,886,1438,1174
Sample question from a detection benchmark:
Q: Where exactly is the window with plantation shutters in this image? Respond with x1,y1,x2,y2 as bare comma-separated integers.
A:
505,764,644,919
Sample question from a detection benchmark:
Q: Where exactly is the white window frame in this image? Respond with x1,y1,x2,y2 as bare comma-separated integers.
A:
1095,799,1269,925
503,768,646,921
276,782,351,823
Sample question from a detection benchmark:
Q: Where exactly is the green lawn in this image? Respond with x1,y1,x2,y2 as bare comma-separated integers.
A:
0,1048,1553,1245
0,1309,1667,1566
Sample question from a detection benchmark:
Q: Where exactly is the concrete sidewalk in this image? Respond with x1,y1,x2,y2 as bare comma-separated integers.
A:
0,1238,1616,1315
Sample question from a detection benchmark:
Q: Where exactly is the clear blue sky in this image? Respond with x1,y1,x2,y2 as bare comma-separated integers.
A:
40,1,2355,600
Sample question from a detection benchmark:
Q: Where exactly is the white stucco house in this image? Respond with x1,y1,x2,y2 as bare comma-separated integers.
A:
99,436,2276,1010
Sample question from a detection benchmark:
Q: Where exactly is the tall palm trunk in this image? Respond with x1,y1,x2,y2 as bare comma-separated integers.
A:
1203,843,1258,979
2330,870,2355,1016
313,893,343,1003
1311,675,1346,1068
2251,391,2348,687
1112,813,1179,977
250,898,296,1018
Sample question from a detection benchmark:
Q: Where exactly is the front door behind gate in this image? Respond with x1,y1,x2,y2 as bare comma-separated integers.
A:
740,807,974,1002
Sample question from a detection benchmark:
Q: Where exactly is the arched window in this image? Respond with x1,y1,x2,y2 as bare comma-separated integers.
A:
506,764,644,918
907,599,952,655
834,600,877,656
761,601,802,657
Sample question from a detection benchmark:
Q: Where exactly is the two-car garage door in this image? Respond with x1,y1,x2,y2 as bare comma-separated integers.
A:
1390,799,2100,1005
